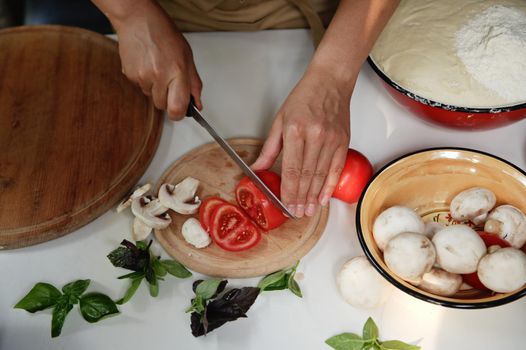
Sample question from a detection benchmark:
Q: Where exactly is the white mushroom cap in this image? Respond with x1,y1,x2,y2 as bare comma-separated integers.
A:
131,196,171,229
158,177,202,215
373,206,425,251
337,256,390,309
116,183,152,213
472,212,488,226
182,218,211,249
384,232,436,282
477,247,526,293
424,222,445,239
432,224,486,274
418,268,462,296
484,205,526,248
450,187,496,222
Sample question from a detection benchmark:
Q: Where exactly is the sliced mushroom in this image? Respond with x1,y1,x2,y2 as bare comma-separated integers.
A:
477,247,526,293
337,256,390,309
450,187,496,222
182,218,211,248
133,217,153,241
484,205,526,248
373,206,425,251
384,232,436,282
116,183,152,213
418,268,462,296
131,196,171,229
432,224,486,274
159,177,201,215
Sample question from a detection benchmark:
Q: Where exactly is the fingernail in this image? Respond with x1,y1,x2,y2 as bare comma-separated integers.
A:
305,203,316,217
320,195,330,207
287,205,296,217
295,204,305,218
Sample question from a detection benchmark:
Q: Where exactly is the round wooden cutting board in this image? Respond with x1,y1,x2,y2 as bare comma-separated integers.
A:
0,26,163,249
154,138,329,278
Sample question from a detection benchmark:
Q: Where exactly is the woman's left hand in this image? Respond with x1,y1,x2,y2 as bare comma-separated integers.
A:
252,66,352,218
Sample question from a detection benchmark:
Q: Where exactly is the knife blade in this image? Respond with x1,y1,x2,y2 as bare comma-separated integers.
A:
185,99,296,219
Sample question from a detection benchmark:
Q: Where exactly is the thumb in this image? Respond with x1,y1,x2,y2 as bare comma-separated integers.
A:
252,116,283,170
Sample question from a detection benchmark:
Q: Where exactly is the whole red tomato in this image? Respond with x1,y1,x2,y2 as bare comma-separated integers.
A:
235,170,287,230
331,149,374,204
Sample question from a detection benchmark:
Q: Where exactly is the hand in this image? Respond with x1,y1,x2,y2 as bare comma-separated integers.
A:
112,2,202,119
252,67,351,218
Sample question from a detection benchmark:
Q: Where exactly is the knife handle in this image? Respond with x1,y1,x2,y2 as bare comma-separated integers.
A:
186,96,197,118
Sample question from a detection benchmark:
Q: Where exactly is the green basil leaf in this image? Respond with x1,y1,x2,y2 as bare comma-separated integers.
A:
148,275,159,297
161,260,192,278
117,271,145,280
136,241,147,250
62,279,90,302
287,274,302,298
195,279,224,300
363,317,379,341
79,293,119,323
15,283,62,313
186,295,205,314
257,270,287,291
152,258,167,277
380,340,421,350
116,277,143,305
51,298,73,338
326,333,365,350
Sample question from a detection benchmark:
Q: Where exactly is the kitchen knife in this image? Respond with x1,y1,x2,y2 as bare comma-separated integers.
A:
186,99,296,219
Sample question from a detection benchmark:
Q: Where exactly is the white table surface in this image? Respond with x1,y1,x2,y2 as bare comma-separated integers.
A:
1,29,525,350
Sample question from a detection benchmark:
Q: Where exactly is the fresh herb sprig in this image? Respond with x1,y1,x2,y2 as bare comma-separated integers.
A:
14,279,119,337
257,260,302,297
187,279,260,337
326,317,420,350
107,240,192,304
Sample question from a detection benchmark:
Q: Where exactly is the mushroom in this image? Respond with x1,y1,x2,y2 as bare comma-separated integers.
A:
116,183,152,213
181,218,211,248
384,232,436,283
424,222,445,239
484,205,526,248
131,196,171,229
337,256,390,309
432,224,486,274
472,212,488,226
477,247,526,293
418,268,462,296
373,206,425,251
158,177,201,215
133,217,152,241
450,187,496,222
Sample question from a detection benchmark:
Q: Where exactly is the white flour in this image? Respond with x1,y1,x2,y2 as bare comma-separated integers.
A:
455,5,526,104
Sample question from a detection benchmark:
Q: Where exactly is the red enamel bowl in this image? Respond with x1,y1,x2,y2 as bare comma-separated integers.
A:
368,57,526,130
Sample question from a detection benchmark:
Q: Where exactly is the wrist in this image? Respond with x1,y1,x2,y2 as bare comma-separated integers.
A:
93,0,156,31
304,60,357,98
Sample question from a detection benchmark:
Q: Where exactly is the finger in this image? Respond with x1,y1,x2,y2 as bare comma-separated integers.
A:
167,76,190,121
190,66,203,110
280,125,304,216
251,116,283,171
319,146,348,206
304,143,335,217
151,81,168,110
295,131,324,218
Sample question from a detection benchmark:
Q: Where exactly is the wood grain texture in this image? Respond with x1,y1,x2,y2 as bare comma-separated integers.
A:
0,26,163,249
154,138,329,278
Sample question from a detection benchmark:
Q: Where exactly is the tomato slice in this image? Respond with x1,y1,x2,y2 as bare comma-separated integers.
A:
235,170,287,230
332,149,373,204
209,203,261,251
199,197,227,232
461,231,511,291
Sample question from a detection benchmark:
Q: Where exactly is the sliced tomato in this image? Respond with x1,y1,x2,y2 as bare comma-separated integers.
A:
209,203,261,251
461,231,511,291
199,197,227,232
332,149,374,204
235,170,287,231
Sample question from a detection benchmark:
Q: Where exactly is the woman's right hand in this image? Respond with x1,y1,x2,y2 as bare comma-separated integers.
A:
110,1,203,119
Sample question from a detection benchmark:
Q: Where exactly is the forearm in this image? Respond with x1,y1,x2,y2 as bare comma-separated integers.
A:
308,0,399,93
91,0,164,29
